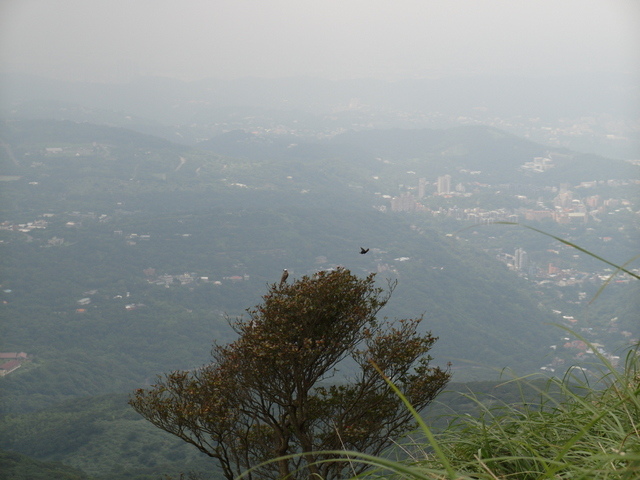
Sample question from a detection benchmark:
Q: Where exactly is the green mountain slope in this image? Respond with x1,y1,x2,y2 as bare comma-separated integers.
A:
0,377,566,480
0,204,559,412
198,125,638,186
2,117,633,479
0,394,216,480
0,120,564,413
0,450,91,480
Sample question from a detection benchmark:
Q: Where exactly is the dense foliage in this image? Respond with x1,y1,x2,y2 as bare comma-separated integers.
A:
0,450,90,480
0,394,215,480
130,269,450,480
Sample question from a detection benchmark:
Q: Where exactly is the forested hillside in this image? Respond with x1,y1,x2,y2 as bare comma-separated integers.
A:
0,118,636,478
1,119,564,401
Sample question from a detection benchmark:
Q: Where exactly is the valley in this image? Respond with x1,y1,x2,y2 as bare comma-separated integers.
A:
0,79,638,479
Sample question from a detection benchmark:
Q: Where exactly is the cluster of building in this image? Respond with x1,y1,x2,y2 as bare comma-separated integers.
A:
0,218,50,233
496,243,639,287
539,316,634,373
70,269,252,314
0,211,111,240
143,267,250,287
382,166,638,371
385,172,635,226
0,352,29,377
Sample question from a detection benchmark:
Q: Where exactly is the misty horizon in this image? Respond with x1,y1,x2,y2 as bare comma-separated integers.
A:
1,0,638,83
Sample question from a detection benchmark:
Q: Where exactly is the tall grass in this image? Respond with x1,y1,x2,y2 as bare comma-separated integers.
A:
407,340,640,479
311,336,639,480
252,335,638,480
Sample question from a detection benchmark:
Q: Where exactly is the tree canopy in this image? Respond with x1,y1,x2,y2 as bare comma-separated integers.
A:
129,268,450,480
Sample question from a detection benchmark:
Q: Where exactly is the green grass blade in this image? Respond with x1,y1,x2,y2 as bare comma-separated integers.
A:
369,360,458,480
589,253,640,303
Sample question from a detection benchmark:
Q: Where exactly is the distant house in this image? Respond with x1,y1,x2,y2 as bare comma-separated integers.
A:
0,360,21,376
0,352,27,360
0,353,28,376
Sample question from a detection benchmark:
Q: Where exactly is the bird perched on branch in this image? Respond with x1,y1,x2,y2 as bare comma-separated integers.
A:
360,247,369,255
280,269,289,285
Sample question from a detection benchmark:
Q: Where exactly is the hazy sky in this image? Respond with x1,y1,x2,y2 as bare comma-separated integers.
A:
1,0,638,82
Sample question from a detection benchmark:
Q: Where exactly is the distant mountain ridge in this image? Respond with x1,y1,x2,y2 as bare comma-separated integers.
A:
2,72,638,160
198,125,638,185
2,72,636,119
3,119,636,218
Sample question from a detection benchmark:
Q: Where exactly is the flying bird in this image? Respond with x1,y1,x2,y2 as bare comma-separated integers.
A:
280,269,289,285
360,247,369,255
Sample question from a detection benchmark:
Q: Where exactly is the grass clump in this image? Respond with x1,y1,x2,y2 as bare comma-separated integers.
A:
292,337,639,480
377,339,640,479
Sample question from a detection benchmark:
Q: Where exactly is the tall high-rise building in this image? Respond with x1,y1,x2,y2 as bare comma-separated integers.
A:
418,177,428,198
437,175,451,195
514,248,529,271
553,191,573,209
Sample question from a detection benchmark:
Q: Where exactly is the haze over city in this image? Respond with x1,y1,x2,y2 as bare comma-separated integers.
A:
1,0,639,82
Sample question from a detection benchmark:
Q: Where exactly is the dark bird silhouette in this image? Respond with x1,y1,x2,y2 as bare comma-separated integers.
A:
280,269,289,285
360,247,369,255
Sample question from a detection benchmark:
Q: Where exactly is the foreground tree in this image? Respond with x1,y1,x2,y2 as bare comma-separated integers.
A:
130,269,450,480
